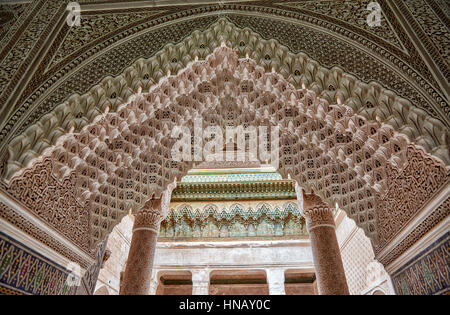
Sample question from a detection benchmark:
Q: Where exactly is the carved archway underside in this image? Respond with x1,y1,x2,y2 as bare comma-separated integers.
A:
4,18,449,184
5,47,447,260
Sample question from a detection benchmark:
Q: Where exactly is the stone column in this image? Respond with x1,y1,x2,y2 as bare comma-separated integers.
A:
266,268,286,295
302,191,349,295
191,269,210,295
120,180,176,295
120,199,164,295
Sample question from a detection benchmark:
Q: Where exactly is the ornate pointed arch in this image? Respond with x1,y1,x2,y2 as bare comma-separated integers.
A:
3,17,449,183
4,47,447,268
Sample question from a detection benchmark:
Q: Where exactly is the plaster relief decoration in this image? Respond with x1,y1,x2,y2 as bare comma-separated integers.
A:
375,146,448,254
4,18,449,180
2,45,447,263
160,202,306,240
7,158,91,252
0,1,449,296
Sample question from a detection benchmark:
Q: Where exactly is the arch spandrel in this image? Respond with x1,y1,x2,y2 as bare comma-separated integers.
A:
3,18,449,184
4,46,448,260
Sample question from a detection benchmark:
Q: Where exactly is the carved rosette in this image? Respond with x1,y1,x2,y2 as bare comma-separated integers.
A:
302,192,335,231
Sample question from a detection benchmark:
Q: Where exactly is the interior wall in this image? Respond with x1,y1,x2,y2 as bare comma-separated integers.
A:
153,239,313,269
210,284,269,295
94,215,134,295
0,230,76,295
284,283,316,295
335,211,394,295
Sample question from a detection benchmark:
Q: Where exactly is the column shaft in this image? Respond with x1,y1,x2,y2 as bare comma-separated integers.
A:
303,192,349,295
121,199,163,295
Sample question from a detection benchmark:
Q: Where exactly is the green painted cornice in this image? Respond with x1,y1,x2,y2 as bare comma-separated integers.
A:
171,179,297,201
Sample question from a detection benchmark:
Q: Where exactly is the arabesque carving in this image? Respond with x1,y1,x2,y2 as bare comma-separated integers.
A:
4,46,447,257
302,192,335,231
4,18,449,185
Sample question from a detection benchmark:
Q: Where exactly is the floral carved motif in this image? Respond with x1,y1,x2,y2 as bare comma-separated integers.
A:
7,158,91,251
160,202,306,240
135,182,176,233
1,47,447,258
134,199,164,233
0,201,93,267
302,192,335,231
375,145,448,252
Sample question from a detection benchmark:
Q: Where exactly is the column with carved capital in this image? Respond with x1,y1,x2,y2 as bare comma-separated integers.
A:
120,198,164,295
191,269,210,295
266,268,286,295
302,192,349,295
120,181,176,295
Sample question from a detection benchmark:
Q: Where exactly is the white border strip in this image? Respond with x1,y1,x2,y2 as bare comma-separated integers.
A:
156,239,311,249
154,263,316,270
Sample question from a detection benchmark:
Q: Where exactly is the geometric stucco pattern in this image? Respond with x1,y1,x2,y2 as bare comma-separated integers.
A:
0,3,30,45
0,0,448,274
336,213,393,295
281,0,406,51
3,47,446,260
375,146,448,254
3,17,450,184
400,0,450,76
0,2,449,169
0,0,61,99
0,200,92,268
340,223,383,295
7,158,91,251
160,202,307,240
378,196,450,267
47,10,166,68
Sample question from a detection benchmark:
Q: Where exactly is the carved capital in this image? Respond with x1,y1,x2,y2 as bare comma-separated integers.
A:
302,192,335,231
133,198,164,233
133,181,177,234
302,192,326,210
